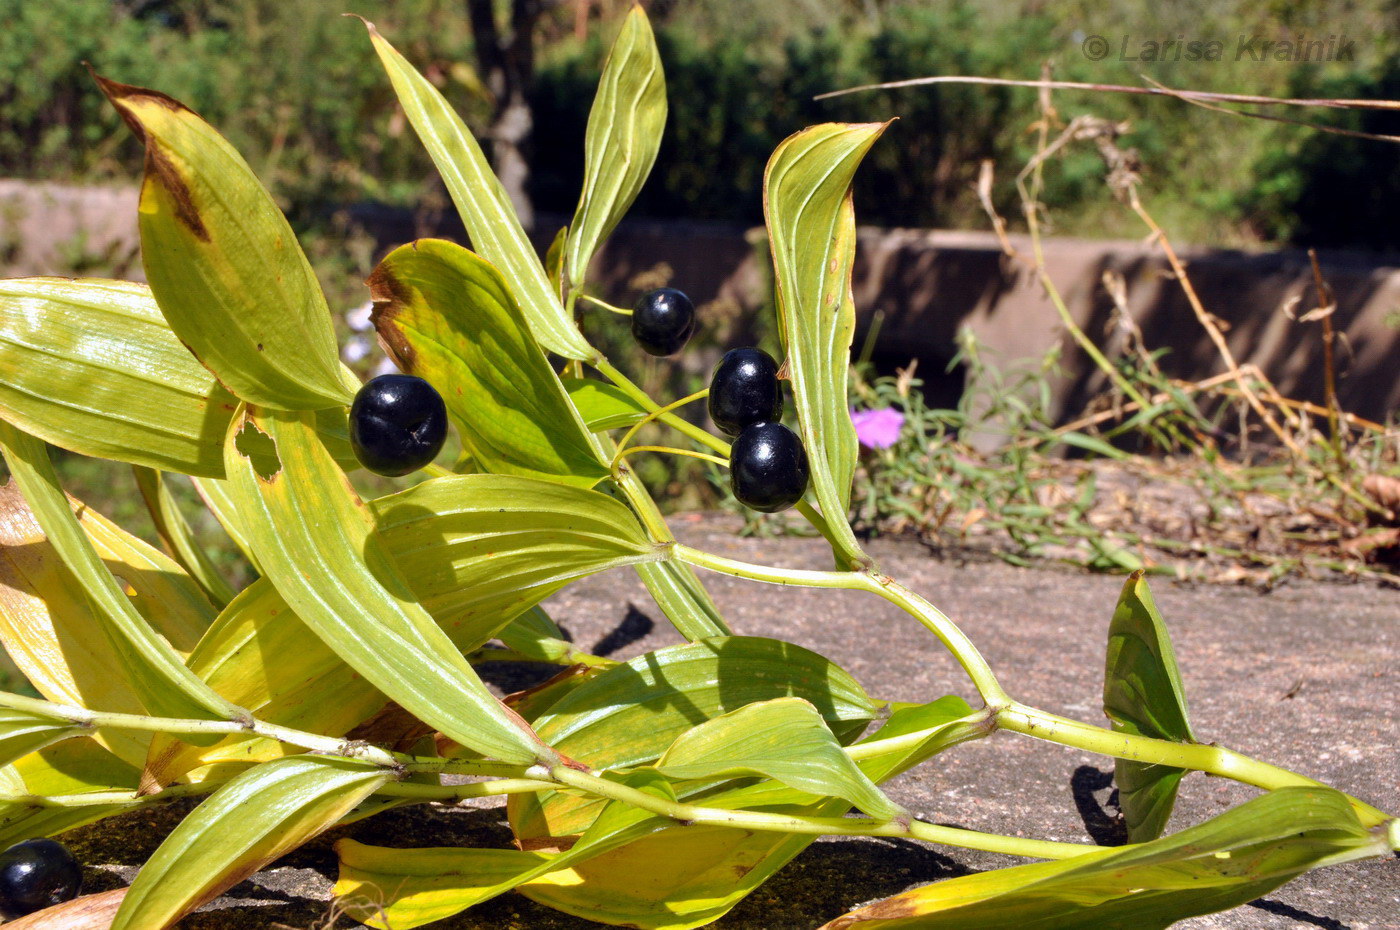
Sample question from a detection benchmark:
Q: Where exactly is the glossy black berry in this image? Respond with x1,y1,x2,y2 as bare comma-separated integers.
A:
631,287,696,356
708,347,783,437
730,421,809,513
349,374,448,477
0,839,82,919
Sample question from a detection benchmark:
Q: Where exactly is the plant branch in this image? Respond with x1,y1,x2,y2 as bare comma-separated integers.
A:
673,546,1007,705
996,702,1391,827
549,766,1096,861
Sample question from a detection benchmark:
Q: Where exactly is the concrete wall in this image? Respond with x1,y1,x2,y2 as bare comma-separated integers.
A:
3,181,1396,424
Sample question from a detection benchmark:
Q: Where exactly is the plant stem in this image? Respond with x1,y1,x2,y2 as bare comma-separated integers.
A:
579,294,634,316
550,766,1095,861
614,446,731,470
594,358,730,456
377,778,555,800
615,388,710,460
673,546,1007,706
0,692,404,767
593,359,852,555
996,702,1390,827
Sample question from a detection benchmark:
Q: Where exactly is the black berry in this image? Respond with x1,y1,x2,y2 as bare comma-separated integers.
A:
730,421,809,513
349,374,448,476
708,347,783,437
631,288,696,356
0,839,82,919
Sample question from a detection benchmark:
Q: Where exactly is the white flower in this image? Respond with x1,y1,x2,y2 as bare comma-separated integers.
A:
345,300,375,332
341,336,372,363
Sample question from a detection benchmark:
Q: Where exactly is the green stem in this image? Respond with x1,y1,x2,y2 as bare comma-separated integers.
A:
550,766,1095,861
996,702,1391,827
594,358,731,457
673,546,1007,706
592,359,851,553
579,294,634,316
0,692,403,767
377,778,555,800
615,388,711,459
614,445,730,469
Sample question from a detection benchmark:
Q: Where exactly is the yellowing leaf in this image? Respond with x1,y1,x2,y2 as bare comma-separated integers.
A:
336,771,672,929
112,756,389,930
820,788,1387,929
98,77,353,410
764,122,888,568
0,423,238,725
369,240,607,486
145,473,656,785
362,22,594,361
223,405,552,765
0,278,240,477
563,6,666,294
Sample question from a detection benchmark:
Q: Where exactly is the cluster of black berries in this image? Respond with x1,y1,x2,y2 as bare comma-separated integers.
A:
348,288,809,514
630,289,809,512
0,839,82,918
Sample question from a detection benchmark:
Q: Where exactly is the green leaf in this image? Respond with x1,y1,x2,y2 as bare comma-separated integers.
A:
853,695,980,784
0,741,142,849
369,240,607,486
189,476,261,572
334,770,672,930
820,787,1387,929
510,635,876,839
763,122,888,568
362,21,594,361
132,467,236,607
1104,571,1197,842
562,6,666,294
144,472,656,784
564,377,649,431
633,560,730,640
0,422,238,724
111,756,389,930
0,704,85,768
0,278,237,477
97,76,353,410
1056,431,1129,461
656,697,901,821
223,405,554,765
545,226,568,299
497,606,612,668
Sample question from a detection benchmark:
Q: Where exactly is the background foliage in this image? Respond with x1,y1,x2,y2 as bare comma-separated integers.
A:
2,0,1398,247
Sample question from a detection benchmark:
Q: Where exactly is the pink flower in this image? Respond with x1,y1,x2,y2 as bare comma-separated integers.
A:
851,407,904,449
